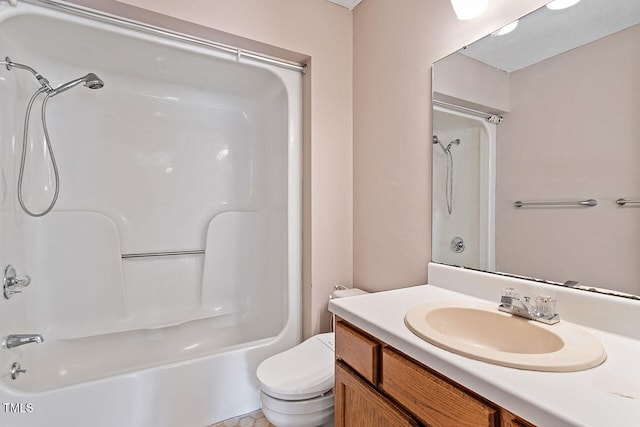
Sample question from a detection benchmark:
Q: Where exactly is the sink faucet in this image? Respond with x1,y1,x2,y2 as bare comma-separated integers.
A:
5,334,44,349
498,288,559,325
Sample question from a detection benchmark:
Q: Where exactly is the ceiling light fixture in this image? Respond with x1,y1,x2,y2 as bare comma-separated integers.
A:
451,0,488,20
492,20,519,36
546,0,581,10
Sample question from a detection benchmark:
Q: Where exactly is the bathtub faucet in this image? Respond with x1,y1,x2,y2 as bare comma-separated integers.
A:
5,334,44,349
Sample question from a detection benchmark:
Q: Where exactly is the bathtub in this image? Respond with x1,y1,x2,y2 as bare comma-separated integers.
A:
0,1,302,426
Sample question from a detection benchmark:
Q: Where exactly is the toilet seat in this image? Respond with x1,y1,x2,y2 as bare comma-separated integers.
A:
256,332,335,400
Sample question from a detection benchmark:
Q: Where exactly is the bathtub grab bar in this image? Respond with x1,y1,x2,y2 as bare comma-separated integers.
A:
121,250,205,259
514,199,598,208
616,199,640,206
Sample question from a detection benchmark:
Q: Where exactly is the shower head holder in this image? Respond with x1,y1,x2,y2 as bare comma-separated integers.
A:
2,56,53,90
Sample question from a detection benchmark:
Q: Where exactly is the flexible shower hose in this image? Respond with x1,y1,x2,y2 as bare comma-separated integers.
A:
17,87,60,217
445,148,454,215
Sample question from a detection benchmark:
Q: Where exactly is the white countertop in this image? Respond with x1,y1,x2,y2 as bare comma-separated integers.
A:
329,283,640,427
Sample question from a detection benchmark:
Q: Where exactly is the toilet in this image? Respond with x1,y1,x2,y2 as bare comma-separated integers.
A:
256,288,368,427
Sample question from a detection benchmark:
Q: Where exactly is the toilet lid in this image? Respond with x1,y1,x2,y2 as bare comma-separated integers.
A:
257,332,335,400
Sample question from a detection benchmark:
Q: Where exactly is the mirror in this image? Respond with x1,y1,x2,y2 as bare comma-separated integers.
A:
432,0,640,299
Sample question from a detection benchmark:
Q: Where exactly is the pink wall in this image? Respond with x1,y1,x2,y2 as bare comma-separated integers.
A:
496,24,640,295
70,0,353,336
433,53,510,114
352,0,547,292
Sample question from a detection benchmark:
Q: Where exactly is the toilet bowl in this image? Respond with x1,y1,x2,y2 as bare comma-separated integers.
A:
260,389,334,427
256,288,368,427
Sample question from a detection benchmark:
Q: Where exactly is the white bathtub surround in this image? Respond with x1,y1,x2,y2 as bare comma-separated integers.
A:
329,262,640,426
0,1,302,426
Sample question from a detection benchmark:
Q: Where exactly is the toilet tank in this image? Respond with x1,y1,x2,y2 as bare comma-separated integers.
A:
330,287,368,331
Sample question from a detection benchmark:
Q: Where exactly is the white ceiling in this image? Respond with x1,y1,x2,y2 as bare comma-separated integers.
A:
461,0,640,72
327,0,362,11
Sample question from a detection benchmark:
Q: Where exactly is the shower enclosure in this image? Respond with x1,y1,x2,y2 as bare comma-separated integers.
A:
432,104,495,271
0,1,302,426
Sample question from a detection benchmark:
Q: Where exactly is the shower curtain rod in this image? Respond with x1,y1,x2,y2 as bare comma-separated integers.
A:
433,100,503,123
24,0,308,74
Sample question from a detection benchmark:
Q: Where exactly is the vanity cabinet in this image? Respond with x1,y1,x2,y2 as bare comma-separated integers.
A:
335,319,536,427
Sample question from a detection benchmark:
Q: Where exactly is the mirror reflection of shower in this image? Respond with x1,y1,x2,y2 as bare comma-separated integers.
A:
433,134,460,215
0,57,104,217
431,104,496,272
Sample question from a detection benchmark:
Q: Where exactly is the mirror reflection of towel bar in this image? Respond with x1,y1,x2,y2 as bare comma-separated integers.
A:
514,199,598,208
616,199,640,206
121,249,205,259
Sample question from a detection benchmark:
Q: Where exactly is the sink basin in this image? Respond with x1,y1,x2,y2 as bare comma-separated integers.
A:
405,300,606,371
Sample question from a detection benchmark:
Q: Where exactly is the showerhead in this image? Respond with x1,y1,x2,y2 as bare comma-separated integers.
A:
84,73,104,90
1,58,106,95
433,135,461,152
48,73,104,97
446,138,460,151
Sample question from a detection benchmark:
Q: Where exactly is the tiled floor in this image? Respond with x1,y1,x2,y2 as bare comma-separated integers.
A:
209,410,274,427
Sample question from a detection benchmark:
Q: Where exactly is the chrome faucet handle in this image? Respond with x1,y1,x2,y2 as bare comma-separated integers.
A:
499,287,519,308
3,265,31,299
534,295,558,320
9,362,26,380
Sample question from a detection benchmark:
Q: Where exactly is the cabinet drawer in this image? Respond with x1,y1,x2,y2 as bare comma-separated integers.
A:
335,320,380,384
381,347,497,427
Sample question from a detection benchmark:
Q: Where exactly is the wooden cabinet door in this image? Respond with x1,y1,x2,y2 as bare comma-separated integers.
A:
335,361,418,427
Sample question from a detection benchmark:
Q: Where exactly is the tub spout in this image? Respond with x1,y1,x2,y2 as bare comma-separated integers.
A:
5,334,44,349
